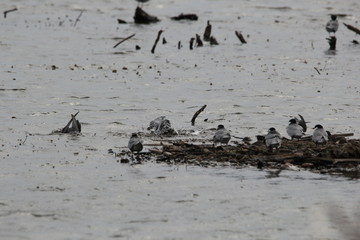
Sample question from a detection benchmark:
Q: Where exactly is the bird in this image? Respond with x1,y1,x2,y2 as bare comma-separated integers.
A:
136,0,149,8
312,124,329,144
128,133,143,154
326,15,339,36
286,118,304,139
213,125,231,146
265,127,282,151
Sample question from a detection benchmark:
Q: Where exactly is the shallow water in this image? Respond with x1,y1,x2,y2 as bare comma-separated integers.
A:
0,0,360,239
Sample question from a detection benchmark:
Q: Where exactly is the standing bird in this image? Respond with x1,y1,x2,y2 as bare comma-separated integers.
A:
265,128,282,151
213,125,231,146
128,133,143,157
136,0,150,8
312,125,329,144
326,15,339,36
286,118,304,139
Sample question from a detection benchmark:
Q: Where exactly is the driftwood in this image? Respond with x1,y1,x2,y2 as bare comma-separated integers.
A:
235,31,247,44
113,34,136,48
203,21,211,41
191,105,207,126
151,30,163,54
134,7,159,24
327,36,337,50
3,8,17,18
343,23,360,35
171,13,198,21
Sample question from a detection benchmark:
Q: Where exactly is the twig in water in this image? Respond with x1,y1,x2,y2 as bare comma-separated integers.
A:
113,34,136,48
74,10,85,27
343,23,360,35
151,30,163,54
314,67,321,75
4,8,17,18
21,134,28,145
191,105,207,126
235,31,247,44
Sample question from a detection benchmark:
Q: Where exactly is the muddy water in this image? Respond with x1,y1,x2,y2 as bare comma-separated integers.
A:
0,0,359,239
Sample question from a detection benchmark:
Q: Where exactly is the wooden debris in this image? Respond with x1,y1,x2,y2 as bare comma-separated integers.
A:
235,31,247,44
113,34,136,48
117,18,127,24
191,105,207,126
195,34,203,47
171,13,198,21
146,138,360,177
209,36,218,45
134,7,159,24
151,30,163,54
343,23,360,35
203,20,212,41
3,8,17,18
327,36,337,50
178,41,182,50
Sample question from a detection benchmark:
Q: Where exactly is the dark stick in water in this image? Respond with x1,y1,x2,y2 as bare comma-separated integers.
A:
151,30,163,54
74,10,85,26
191,105,207,126
235,31,247,44
113,34,136,48
4,8,18,18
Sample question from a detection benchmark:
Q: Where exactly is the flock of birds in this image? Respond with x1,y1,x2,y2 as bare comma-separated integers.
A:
127,114,330,156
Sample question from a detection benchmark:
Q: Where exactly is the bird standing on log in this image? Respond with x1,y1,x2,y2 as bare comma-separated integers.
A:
326,15,339,36
286,118,304,139
213,125,231,146
265,128,282,151
312,125,329,144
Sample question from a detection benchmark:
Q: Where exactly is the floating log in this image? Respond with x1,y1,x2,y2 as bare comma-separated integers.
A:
343,23,360,35
113,34,136,48
203,20,211,41
191,105,207,126
171,13,198,21
134,7,159,24
235,31,247,44
3,8,17,18
151,30,163,54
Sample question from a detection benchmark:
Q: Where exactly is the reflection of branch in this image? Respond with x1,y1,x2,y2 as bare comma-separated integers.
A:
327,205,360,240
